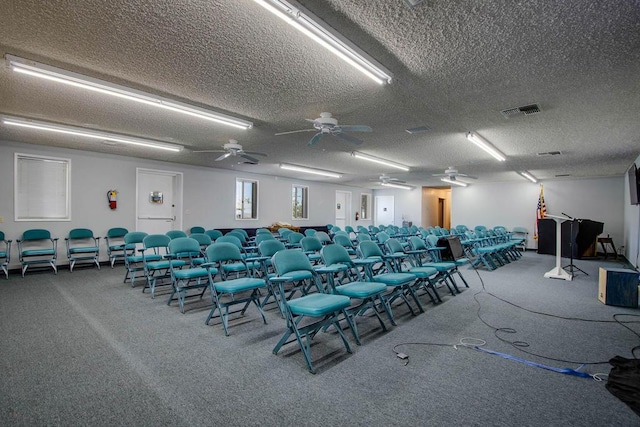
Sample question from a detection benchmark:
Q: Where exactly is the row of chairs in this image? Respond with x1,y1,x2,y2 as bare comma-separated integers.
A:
113,227,473,373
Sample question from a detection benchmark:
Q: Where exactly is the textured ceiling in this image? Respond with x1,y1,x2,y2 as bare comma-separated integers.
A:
0,0,639,188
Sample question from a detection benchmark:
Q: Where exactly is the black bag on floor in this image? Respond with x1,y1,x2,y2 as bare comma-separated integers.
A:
606,356,640,417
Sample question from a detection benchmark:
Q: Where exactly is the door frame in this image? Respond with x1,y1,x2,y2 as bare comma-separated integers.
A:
136,168,184,232
335,190,352,230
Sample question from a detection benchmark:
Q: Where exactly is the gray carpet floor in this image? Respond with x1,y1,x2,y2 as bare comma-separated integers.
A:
1,252,639,426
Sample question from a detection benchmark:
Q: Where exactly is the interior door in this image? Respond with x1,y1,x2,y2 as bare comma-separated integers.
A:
136,168,182,234
335,191,351,230
375,195,395,226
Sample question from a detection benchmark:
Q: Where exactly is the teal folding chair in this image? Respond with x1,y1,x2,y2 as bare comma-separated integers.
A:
17,229,58,277
205,229,223,241
286,232,304,249
300,236,323,264
0,231,11,279
167,237,214,313
204,242,267,336
410,236,460,295
166,230,188,240
65,228,100,272
105,227,130,268
270,249,354,373
123,231,156,286
385,238,441,304
142,234,187,298
332,233,357,256
319,244,392,345
255,233,276,245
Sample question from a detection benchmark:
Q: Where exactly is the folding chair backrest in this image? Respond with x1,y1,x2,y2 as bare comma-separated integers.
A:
271,249,313,276
358,240,384,258
256,228,271,235
232,228,249,239
409,236,427,251
255,233,276,245
278,228,293,239
258,239,285,257
385,238,405,255
143,234,171,251
301,236,322,252
321,244,351,265
287,232,304,244
206,242,243,263
333,234,353,248
166,230,187,240
205,229,223,240
356,232,372,243
188,233,212,248
216,235,243,250
315,231,332,244
190,226,205,234
425,234,439,248
124,231,147,245
168,237,202,258
23,229,52,241
376,231,390,244
227,231,247,244
68,228,94,239
108,227,128,239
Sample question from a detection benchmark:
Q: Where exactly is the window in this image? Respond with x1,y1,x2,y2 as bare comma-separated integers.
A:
292,185,309,219
235,179,258,219
15,153,71,221
360,193,371,220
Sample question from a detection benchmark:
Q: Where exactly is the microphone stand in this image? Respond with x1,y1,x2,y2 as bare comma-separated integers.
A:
561,212,588,278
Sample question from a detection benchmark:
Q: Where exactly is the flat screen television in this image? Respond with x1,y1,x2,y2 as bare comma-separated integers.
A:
629,163,639,205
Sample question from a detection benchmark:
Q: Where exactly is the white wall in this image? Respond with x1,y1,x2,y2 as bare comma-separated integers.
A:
451,177,625,250
372,187,422,227
0,140,369,268
623,155,640,269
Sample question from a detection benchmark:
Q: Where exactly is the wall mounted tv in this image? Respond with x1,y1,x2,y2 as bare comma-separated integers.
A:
629,163,639,205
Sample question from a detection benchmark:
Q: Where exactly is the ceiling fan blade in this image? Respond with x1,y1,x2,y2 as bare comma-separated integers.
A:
335,132,363,145
338,125,372,133
239,153,260,164
432,173,448,177
191,149,226,153
275,128,316,136
215,152,232,161
458,173,478,179
243,151,267,157
389,178,407,184
308,132,325,146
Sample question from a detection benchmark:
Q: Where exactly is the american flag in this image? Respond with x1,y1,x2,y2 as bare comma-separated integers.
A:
534,185,547,239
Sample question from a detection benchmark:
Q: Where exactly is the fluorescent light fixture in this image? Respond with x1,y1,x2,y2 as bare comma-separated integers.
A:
351,151,409,171
6,54,253,130
1,115,183,152
466,132,506,162
519,171,538,183
440,178,468,187
253,0,392,85
380,182,413,190
279,163,341,178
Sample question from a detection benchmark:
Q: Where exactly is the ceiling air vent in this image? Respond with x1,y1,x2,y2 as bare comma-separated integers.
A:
536,151,562,157
405,125,431,134
555,174,571,177
501,103,541,118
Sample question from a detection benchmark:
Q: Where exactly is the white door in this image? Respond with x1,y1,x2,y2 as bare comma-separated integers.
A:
136,168,183,234
375,195,394,226
335,191,351,230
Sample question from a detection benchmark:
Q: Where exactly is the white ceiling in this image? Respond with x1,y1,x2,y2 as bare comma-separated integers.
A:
1,0,639,188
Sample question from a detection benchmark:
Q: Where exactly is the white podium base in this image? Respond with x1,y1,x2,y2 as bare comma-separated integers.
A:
544,267,572,281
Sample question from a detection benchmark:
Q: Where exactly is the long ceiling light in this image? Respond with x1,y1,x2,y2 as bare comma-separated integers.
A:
440,178,468,187
1,115,183,152
253,0,392,85
466,132,507,162
351,151,409,171
519,171,538,183
6,54,253,130
279,163,341,178
380,182,413,190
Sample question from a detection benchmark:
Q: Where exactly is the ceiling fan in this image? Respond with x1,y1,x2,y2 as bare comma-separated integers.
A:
370,174,407,185
432,166,478,180
275,112,372,146
192,140,267,164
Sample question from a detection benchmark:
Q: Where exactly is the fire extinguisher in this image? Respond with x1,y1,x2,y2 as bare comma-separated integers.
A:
355,211,360,221
107,190,118,210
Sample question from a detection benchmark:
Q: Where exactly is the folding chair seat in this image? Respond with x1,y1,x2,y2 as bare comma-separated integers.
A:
105,227,130,268
17,229,58,277
300,236,323,264
167,237,214,313
204,242,267,336
357,241,422,321
65,228,100,272
205,229,223,240
270,249,354,373
142,234,187,298
385,238,441,304
319,244,392,345
123,231,156,286
166,230,188,240
0,231,11,279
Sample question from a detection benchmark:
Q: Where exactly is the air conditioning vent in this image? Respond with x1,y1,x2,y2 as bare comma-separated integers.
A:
405,125,431,134
537,151,563,157
501,103,541,118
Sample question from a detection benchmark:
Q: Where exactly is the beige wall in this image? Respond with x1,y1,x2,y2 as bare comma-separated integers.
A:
421,187,451,229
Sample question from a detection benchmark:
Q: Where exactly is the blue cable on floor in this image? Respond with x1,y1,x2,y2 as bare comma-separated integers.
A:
473,345,593,378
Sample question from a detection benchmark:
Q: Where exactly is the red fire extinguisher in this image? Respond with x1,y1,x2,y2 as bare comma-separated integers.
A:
107,190,118,210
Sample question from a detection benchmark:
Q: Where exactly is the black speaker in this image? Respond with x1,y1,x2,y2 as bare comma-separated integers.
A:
437,236,464,260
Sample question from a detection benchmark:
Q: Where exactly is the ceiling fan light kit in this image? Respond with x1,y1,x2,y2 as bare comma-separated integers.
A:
440,177,468,187
279,163,341,178
1,115,184,152
519,171,538,183
252,1,392,85
466,132,507,162
351,151,409,171
6,54,253,130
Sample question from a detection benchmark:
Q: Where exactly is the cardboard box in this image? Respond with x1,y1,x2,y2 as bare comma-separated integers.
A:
598,267,640,308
